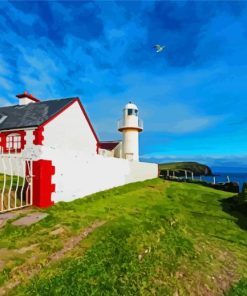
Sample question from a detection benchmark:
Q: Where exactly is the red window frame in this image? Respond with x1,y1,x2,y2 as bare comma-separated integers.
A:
0,130,26,153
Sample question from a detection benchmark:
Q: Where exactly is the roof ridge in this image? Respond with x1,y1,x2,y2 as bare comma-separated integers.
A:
0,97,77,110
0,97,78,131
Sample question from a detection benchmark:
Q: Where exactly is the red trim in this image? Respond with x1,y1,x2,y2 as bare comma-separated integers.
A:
16,91,40,103
32,159,55,208
99,141,120,151
39,98,100,153
75,99,100,144
0,130,26,153
33,126,44,145
39,99,76,128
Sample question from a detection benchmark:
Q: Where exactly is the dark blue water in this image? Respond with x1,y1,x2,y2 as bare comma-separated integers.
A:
195,172,247,192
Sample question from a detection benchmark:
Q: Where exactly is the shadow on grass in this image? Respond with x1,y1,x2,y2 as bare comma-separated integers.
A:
221,195,247,231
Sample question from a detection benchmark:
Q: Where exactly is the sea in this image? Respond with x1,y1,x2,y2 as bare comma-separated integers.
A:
195,168,247,192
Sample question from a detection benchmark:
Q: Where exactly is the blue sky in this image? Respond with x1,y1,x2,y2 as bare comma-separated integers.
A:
0,1,247,168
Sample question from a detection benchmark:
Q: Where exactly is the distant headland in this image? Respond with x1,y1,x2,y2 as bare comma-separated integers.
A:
158,161,213,176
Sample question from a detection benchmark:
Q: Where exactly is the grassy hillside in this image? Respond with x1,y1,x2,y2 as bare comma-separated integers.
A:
159,161,213,176
0,179,246,295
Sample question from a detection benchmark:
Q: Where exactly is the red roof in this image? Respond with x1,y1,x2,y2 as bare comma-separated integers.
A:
99,141,120,151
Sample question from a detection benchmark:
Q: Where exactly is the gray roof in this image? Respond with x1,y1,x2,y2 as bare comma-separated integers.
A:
0,98,76,131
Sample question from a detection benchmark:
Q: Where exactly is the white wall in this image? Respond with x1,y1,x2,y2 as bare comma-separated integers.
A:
98,148,114,157
38,147,158,203
0,137,157,203
42,101,98,155
126,161,158,183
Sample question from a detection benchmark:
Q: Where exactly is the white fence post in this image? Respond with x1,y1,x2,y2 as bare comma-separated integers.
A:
0,150,33,213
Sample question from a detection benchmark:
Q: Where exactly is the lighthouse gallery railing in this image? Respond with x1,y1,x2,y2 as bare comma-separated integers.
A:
117,118,143,130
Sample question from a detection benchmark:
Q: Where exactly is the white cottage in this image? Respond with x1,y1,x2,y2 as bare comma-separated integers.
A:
0,92,158,212
0,93,97,151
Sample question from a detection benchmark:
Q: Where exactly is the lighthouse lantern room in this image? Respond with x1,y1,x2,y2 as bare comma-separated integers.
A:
118,102,143,161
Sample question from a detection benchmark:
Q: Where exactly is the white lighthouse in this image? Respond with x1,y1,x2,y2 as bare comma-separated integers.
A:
118,102,143,161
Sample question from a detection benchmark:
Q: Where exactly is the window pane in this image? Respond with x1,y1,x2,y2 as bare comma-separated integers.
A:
128,109,138,116
6,133,21,150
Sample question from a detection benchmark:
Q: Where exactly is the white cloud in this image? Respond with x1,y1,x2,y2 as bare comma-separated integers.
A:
0,76,13,92
0,55,11,76
89,69,227,136
0,97,12,106
165,114,222,134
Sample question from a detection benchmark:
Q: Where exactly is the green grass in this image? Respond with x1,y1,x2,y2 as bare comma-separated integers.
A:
0,179,246,295
228,278,247,296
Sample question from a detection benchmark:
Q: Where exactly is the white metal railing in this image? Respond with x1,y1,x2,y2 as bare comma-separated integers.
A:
0,148,33,213
117,118,143,130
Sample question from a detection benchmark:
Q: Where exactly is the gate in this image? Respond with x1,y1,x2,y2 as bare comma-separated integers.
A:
0,150,33,213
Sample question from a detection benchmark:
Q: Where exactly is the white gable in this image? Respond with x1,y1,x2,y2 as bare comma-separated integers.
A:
42,101,98,154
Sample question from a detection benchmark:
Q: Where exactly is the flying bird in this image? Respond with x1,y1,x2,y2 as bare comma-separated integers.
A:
154,44,166,53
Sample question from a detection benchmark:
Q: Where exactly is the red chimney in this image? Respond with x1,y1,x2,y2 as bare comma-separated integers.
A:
16,91,40,105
